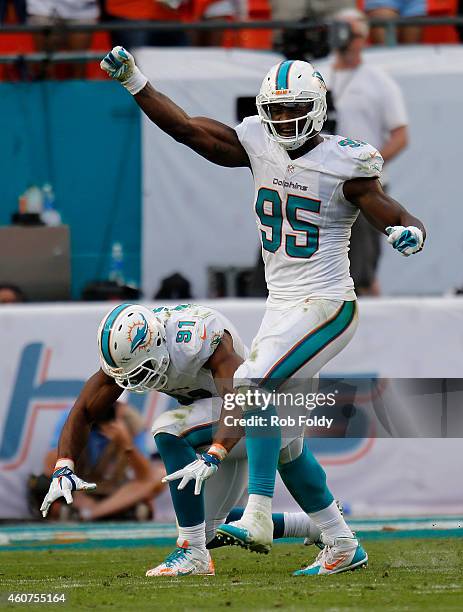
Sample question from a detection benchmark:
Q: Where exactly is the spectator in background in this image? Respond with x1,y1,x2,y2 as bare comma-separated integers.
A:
0,0,26,23
104,0,191,48
27,0,100,79
39,401,165,520
190,0,241,47
270,0,356,49
324,8,408,295
154,272,192,299
0,283,26,303
365,0,426,44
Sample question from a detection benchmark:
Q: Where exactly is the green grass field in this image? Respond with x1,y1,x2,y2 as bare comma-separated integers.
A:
1,538,462,611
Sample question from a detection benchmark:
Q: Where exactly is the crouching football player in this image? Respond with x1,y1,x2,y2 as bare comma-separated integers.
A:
40,303,349,576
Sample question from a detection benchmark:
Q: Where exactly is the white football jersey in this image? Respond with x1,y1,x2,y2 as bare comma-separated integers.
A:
153,304,246,405
235,116,384,304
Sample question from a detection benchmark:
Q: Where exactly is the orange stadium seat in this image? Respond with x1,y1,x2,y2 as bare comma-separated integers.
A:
234,0,272,50
423,0,458,43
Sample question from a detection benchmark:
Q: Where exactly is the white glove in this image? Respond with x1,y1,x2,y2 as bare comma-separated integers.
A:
386,225,424,257
100,46,147,95
40,460,96,518
162,444,228,495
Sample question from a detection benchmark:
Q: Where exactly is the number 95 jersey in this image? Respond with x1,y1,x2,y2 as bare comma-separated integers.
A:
235,115,384,304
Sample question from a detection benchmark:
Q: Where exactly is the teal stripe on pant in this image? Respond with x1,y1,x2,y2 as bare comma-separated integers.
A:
264,300,356,383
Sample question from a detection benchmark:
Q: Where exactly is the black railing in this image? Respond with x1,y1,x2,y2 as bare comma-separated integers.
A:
0,16,461,64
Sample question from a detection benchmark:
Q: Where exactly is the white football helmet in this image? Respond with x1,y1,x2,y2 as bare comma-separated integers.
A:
256,60,327,150
97,303,170,393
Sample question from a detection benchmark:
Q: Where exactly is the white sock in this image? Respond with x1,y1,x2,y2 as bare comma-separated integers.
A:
177,521,206,550
283,512,321,540
308,501,354,540
242,494,272,520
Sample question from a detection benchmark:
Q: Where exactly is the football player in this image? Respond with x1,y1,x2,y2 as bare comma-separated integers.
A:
40,303,339,576
100,51,426,575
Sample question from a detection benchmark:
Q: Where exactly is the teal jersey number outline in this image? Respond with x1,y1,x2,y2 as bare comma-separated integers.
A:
255,188,282,253
255,187,321,259
176,320,196,343
338,138,366,148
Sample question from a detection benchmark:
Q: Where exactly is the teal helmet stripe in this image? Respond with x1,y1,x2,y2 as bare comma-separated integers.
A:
276,60,294,90
100,303,133,368
264,301,356,383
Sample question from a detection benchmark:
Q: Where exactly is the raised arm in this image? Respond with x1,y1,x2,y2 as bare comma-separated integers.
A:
40,369,123,517
343,177,426,256
101,47,250,168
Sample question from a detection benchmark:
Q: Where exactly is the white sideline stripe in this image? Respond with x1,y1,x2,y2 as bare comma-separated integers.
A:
0,518,461,545
0,526,177,543
349,519,463,532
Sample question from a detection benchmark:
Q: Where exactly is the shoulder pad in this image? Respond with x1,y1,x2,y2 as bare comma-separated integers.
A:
167,307,225,375
334,137,383,180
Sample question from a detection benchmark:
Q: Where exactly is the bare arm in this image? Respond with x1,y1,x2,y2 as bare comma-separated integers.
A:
134,83,250,168
57,369,123,463
380,125,408,163
205,331,245,454
343,176,426,239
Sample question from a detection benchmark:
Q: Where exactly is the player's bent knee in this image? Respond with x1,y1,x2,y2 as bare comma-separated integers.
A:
151,411,184,438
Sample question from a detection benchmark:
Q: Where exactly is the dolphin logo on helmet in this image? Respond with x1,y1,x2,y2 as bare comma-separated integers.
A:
129,314,149,354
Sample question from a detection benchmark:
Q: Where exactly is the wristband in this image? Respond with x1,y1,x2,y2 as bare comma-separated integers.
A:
206,444,228,462
122,67,148,96
55,457,75,472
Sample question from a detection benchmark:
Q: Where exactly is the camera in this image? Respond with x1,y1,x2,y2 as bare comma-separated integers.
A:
279,19,352,61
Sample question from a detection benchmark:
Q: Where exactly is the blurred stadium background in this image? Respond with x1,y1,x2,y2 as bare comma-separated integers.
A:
0,0,462,553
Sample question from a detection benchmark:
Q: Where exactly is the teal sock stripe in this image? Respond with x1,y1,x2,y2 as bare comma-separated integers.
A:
100,303,132,367
263,301,356,383
276,60,294,90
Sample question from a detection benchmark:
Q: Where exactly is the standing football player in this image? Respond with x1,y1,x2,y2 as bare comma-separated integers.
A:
100,51,426,576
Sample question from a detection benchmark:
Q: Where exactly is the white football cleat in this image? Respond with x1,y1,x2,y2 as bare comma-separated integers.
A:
215,511,273,554
294,536,368,576
145,541,215,577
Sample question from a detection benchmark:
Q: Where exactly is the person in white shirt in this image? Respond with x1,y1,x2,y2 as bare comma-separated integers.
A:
27,0,100,79
324,8,409,295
